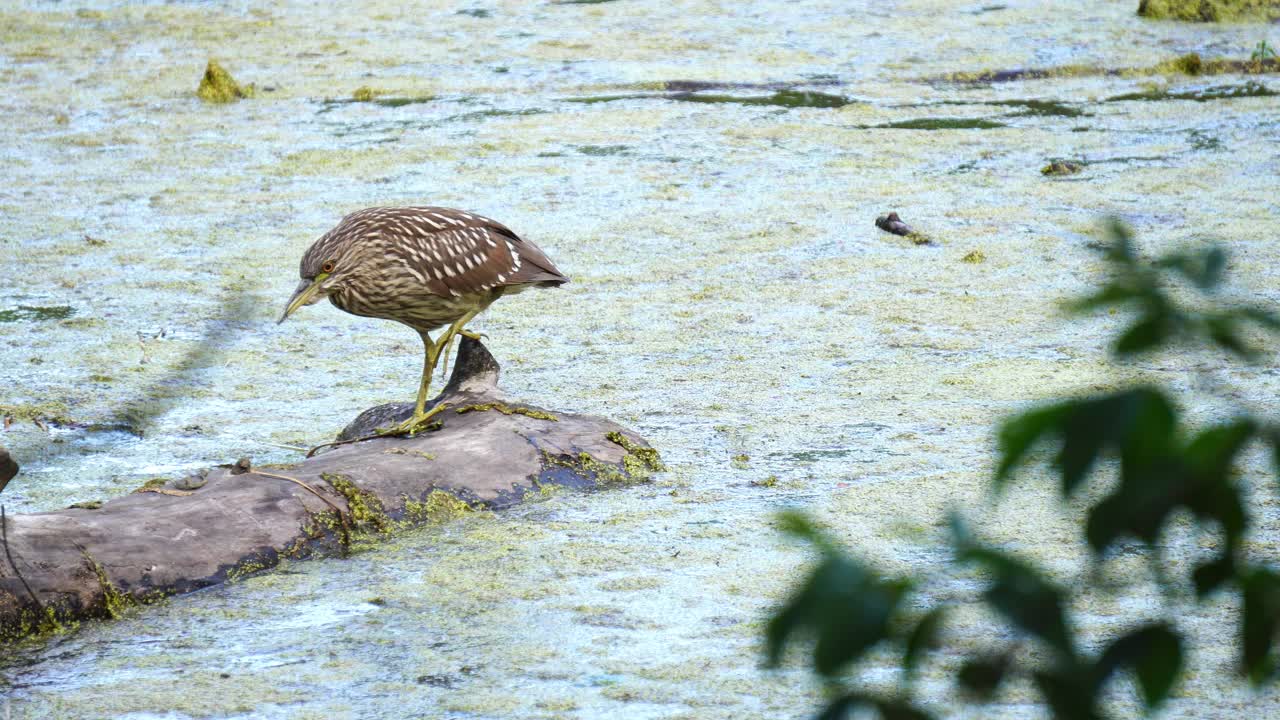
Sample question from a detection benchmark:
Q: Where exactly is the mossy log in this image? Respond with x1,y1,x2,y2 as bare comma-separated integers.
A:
0,338,661,642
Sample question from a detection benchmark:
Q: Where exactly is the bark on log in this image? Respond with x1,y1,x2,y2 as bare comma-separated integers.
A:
0,338,662,642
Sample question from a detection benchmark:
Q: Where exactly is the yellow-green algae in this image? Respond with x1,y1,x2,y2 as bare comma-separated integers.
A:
196,59,253,103
403,489,474,524
946,51,1279,82
1138,0,1280,21
455,401,558,421
0,400,74,425
537,432,665,488
321,472,391,534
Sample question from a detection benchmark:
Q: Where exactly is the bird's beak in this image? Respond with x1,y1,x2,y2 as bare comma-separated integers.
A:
278,275,328,324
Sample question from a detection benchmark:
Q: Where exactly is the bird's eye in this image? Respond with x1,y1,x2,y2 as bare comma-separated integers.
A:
321,261,336,274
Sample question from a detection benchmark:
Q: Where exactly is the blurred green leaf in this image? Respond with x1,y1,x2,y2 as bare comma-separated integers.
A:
1084,419,1250,555
1115,315,1172,355
1185,420,1256,478
957,653,1011,700
902,608,946,679
952,519,1075,658
1034,668,1103,720
767,517,911,677
1204,314,1253,359
1241,568,1280,684
817,694,935,720
1239,306,1280,331
1104,218,1135,263
1157,246,1226,291
996,388,1177,496
1094,624,1183,708
1059,388,1175,496
1193,555,1237,597
995,405,1068,488
1070,283,1142,313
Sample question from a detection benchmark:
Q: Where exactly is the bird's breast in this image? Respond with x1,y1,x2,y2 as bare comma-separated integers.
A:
330,284,495,332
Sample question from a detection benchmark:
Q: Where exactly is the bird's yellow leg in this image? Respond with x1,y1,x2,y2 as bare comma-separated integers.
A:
378,313,481,437
378,333,448,437
434,310,482,382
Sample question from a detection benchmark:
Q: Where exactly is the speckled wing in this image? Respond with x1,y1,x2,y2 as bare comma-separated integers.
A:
379,207,567,298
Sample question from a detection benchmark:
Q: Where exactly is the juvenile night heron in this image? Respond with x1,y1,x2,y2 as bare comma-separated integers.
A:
279,206,567,435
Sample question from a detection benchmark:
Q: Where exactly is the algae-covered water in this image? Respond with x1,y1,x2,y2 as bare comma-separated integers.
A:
3,1,1280,717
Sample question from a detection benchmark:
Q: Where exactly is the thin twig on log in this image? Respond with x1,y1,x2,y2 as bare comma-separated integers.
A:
249,470,352,549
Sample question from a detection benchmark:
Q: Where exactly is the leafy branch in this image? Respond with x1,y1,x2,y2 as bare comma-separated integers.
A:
767,221,1280,718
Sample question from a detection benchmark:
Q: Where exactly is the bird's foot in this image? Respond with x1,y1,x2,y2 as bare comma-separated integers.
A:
376,403,449,438
459,329,486,340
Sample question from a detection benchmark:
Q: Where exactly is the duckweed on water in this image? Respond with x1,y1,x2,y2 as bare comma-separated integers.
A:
575,144,630,157
989,99,1086,117
870,118,1007,130
0,305,74,322
0,400,74,425
1106,81,1277,102
917,98,1086,117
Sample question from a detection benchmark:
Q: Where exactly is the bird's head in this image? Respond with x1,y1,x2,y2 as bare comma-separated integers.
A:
278,237,364,324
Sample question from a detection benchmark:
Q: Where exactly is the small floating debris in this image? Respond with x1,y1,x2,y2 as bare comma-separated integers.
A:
961,249,987,263
1041,160,1084,176
197,60,254,103
352,86,381,102
875,212,932,245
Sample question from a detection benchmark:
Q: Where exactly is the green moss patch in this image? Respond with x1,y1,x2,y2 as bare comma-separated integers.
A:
403,489,474,524
1138,0,1280,22
1,400,75,425
321,473,391,534
455,402,558,421
196,60,254,103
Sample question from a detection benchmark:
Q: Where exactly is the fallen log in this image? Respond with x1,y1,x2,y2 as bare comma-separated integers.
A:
0,338,662,642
